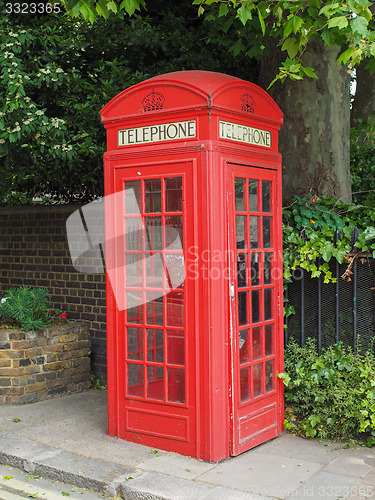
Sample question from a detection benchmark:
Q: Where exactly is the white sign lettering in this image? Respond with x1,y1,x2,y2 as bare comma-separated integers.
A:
219,120,271,148
118,120,196,146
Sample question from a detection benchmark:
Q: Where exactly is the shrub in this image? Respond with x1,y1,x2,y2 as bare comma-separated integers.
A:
279,339,375,446
0,286,62,332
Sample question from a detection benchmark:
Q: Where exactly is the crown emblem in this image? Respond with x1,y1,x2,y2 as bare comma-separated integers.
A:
141,88,165,112
240,92,256,113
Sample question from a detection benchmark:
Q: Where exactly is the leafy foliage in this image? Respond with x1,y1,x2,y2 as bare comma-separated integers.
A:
282,195,375,283
0,3,256,203
194,0,375,85
279,339,375,445
62,0,375,84
0,286,53,331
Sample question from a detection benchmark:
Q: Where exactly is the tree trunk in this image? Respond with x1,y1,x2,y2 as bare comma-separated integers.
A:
259,40,351,204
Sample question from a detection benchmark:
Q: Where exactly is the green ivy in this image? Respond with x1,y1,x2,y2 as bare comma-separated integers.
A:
282,195,375,284
279,339,375,445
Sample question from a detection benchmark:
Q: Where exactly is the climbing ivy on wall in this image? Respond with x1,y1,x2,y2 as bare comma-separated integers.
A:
283,195,375,284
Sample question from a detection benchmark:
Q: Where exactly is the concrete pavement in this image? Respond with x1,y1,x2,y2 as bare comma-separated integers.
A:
0,390,375,499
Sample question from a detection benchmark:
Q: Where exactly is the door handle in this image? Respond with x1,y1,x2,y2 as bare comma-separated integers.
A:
230,283,235,299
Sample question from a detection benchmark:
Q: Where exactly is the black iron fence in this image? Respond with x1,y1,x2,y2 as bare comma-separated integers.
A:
284,231,375,354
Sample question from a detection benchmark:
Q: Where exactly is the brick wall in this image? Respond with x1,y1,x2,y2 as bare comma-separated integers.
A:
0,205,107,383
0,323,91,404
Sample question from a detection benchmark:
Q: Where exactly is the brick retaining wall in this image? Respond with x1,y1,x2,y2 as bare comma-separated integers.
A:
0,205,107,382
0,323,91,404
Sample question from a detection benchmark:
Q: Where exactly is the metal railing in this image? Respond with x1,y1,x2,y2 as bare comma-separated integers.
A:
284,227,375,354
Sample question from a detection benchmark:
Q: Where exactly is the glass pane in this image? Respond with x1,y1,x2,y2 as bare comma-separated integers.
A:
125,181,141,214
266,360,274,393
165,177,182,212
240,367,250,403
146,293,163,325
238,291,248,326
147,365,164,400
253,326,262,360
253,363,263,398
168,368,185,403
250,253,260,285
250,216,259,248
265,288,273,321
145,217,162,250
236,215,247,249
252,289,260,323
126,254,143,287
235,178,245,211
262,181,271,213
265,324,273,356
146,253,163,288
239,329,250,364
147,328,164,362
237,253,247,288
127,363,143,397
145,179,161,213
165,254,185,289
263,216,272,248
167,330,185,365
166,291,184,327
126,291,143,324
165,216,183,249
264,253,273,285
249,180,258,212
127,327,143,360
126,218,142,251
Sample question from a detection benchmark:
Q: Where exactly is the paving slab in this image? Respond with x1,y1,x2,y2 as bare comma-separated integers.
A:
0,391,153,466
323,447,375,479
343,483,375,499
287,470,361,500
137,452,216,480
256,432,343,465
197,450,322,499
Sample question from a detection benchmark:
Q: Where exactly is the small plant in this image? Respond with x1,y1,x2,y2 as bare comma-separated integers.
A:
279,339,375,446
0,286,65,332
90,374,106,390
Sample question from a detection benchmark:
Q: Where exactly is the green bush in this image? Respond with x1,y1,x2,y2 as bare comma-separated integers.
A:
279,339,375,446
0,286,61,332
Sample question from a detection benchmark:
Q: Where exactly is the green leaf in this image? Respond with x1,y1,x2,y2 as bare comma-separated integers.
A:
218,3,229,17
292,16,304,34
302,66,318,78
281,38,299,59
351,16,368,36
237,5,252,25
119,0,140,15
327,16,349,30
258,9,265,35
319,3,340,16
106,1,118,13
284,17,294,38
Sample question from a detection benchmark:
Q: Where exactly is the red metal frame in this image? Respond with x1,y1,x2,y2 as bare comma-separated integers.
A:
101,71,283,461
227,165,284,455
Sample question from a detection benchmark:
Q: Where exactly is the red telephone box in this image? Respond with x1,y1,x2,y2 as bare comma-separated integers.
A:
101,70,284,462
